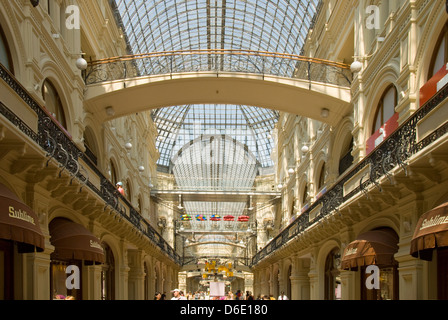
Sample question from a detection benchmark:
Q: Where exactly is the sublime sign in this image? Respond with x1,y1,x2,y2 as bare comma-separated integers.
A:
420,215,448,230
9,206,35,225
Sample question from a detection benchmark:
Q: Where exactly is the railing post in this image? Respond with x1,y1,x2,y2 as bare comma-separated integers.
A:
308,60,312,89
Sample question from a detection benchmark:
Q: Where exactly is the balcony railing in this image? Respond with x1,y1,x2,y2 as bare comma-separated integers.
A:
251,80,448,266
84,49,352,87
0,63,181,265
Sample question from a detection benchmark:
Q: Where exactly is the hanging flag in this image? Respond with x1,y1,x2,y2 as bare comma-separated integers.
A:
196,214,206,221
181,214,192,221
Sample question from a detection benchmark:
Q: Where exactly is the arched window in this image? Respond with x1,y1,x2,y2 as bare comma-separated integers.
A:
372,85,397,134
144,262,149,300
318,162,326,191
429,22,448,79
0,25,13,74
126,180,132,202
83,127,98,165
101,243,115,300
302,184,308,205
339,137,354,175
109,160,118,186
324,248,341,300
42,79,67,129
138,196,142,213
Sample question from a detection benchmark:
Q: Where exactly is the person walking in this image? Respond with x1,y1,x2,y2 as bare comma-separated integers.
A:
171,288,187,300
278,291,289,300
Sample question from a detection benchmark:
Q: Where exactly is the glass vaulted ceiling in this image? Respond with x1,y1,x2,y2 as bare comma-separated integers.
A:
153,105,278,169
112,0,322,56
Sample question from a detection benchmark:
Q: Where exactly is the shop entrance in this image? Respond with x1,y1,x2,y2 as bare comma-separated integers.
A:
360,266,398,300
438,248,448,299
0,239,13,300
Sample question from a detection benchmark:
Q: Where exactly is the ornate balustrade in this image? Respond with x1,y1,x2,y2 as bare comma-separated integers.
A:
84,49,352,87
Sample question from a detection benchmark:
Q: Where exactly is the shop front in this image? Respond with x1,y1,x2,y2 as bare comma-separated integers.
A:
341,228,399,300
0,183,45,299
49,217,104,300
410,202,448,299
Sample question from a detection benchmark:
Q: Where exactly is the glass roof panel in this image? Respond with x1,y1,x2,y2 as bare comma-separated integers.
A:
152,105,278,169
112,0,322,57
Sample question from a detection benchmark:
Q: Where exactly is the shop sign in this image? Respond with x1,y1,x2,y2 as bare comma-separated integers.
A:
90,239,103,250
420,214,448,231
8,206,35,225
344,247,357,257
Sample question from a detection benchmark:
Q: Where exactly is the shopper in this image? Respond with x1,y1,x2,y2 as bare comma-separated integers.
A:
278,291,289,300
116,182,125,196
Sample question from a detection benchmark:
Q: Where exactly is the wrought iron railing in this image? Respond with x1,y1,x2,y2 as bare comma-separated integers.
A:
83,49,352,87
0,63,181,265
251,82,448,266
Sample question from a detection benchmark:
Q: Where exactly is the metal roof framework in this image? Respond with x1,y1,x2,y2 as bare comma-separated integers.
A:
110,0,322,259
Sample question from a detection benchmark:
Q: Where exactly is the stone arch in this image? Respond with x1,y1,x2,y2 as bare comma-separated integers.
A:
363,66,400,136
297,172,309,207
84,73,352,127
316,239,341,300
313,151,328,195
281,258,293,299
47,206,86,228
433,193,448,209
357,216,400,238
99,233,120,300
154,261,162,294
0,1,24,77
329,116,354,177
40,59,74,132
107,152,121,186
83,124,101,165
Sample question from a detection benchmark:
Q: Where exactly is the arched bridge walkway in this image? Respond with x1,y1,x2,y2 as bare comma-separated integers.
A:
83,50,353,125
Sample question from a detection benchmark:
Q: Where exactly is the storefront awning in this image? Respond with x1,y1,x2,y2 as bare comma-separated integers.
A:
341,228,399,270
0,183,45,252
410,202,448,261
49,218,104,264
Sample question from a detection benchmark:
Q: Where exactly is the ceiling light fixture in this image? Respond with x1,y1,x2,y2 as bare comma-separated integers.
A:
350,60,363,73
76,57,88,70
